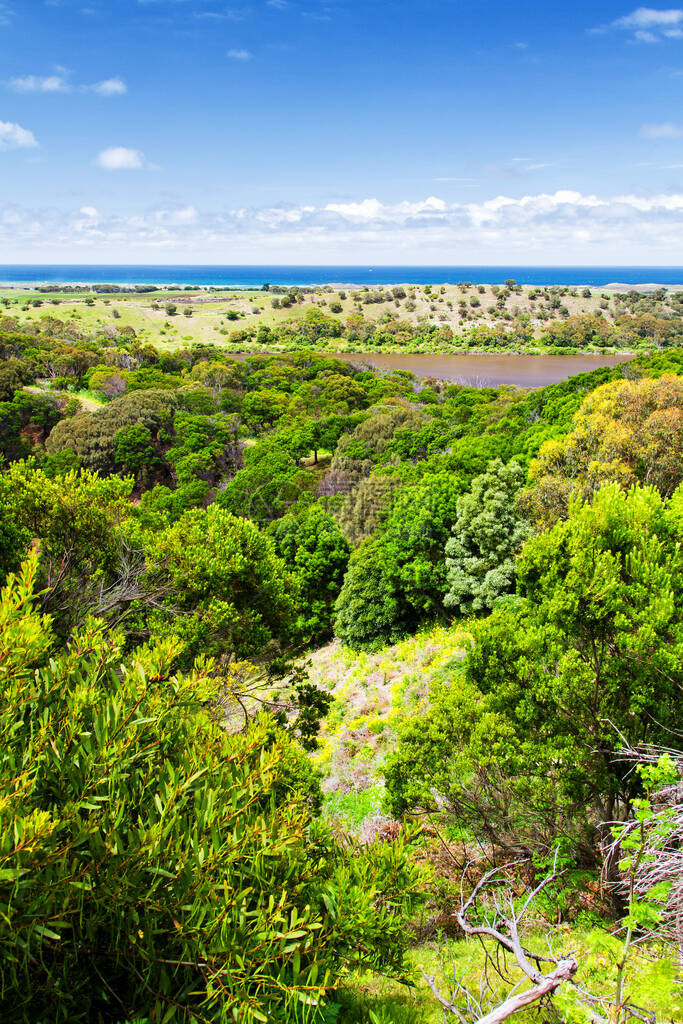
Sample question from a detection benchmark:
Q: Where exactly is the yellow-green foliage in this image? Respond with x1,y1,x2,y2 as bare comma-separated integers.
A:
522,373,683,528
311,625,471,812
337,929,682,1023
0,557,423,1023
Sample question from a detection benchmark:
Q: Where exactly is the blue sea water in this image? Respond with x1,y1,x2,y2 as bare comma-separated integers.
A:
1,265,683,288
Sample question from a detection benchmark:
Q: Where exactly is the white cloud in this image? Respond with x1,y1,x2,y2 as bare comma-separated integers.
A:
325,196,447,220
8,73,127,96
615,6,683,28
227,48,252,59
510,157,552,170
194,9,247,19
9,189,683,262
603,6,683,40
95,146,144,169
88,77,127,96
9,74,70,93
641,120,683,136
154,205,198,225
0,120,39,150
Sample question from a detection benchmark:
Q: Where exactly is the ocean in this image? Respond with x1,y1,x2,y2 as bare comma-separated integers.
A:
1,265,683,288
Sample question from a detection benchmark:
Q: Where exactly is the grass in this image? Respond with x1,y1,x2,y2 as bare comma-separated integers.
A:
23,383,104,412
331,930,683,1023
69,388,106,411
311,625,682,1021
311,624,470,824
0,282,663,355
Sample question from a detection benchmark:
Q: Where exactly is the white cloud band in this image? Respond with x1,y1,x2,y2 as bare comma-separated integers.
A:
5,189,683,261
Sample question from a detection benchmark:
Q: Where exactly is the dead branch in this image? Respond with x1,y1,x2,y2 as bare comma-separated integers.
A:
422,957,577,1024
422,857,578,1022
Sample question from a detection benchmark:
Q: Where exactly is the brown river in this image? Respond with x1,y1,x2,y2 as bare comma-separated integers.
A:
328,352,635,387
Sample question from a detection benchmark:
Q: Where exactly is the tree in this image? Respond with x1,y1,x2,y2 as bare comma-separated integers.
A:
0,503,30,583
444,459,528,615
269,505,350,642
114,423,155,477
240,389,291,431
520,374,683,530
0,390,64,463
385,484,683,856
334,472,462,649
0,358,24,401
0,460,134,636
88,364,128,399
217,439,312,525
333,536,408,650
338,473,401,545
141,505,296,665
47,388,178,475
0,558,422,1023
325,406,425,497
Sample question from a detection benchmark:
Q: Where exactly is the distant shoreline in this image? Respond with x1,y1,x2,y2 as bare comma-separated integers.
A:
1,280,682,294
1,265,683,289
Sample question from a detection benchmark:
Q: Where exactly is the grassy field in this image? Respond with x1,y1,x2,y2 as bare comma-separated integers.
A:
2,280,678,353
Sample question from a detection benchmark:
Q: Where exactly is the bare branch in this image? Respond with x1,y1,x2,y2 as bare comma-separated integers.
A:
422,958,577,1022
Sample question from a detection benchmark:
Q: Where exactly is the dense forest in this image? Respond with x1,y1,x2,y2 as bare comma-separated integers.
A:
1,314,683,1022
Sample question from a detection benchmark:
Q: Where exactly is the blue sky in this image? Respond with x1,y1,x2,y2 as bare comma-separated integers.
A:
2,1,683,263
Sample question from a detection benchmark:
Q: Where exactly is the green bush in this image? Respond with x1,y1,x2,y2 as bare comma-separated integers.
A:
269,505,350,643
444,458,528,615
334,473,461,649
385,483,683,857
0,557,423,1022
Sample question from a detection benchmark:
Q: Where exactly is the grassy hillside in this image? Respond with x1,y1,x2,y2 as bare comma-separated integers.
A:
2,280,682,353
309,625,470,828
312,627,683,1024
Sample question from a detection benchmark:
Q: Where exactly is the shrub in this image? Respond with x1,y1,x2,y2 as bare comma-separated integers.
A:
335,473,462,649
269,505,350,642
386,483,683,856
0,558,423,1023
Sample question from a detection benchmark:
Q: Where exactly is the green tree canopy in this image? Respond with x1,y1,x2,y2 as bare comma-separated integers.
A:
520,374,683,530
141,505,296,666
385,483,683,857
334,472,462,649
269,505,350,642
217,438,312,525
0,460,134,636
444,458,528,615
46,388,178,475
